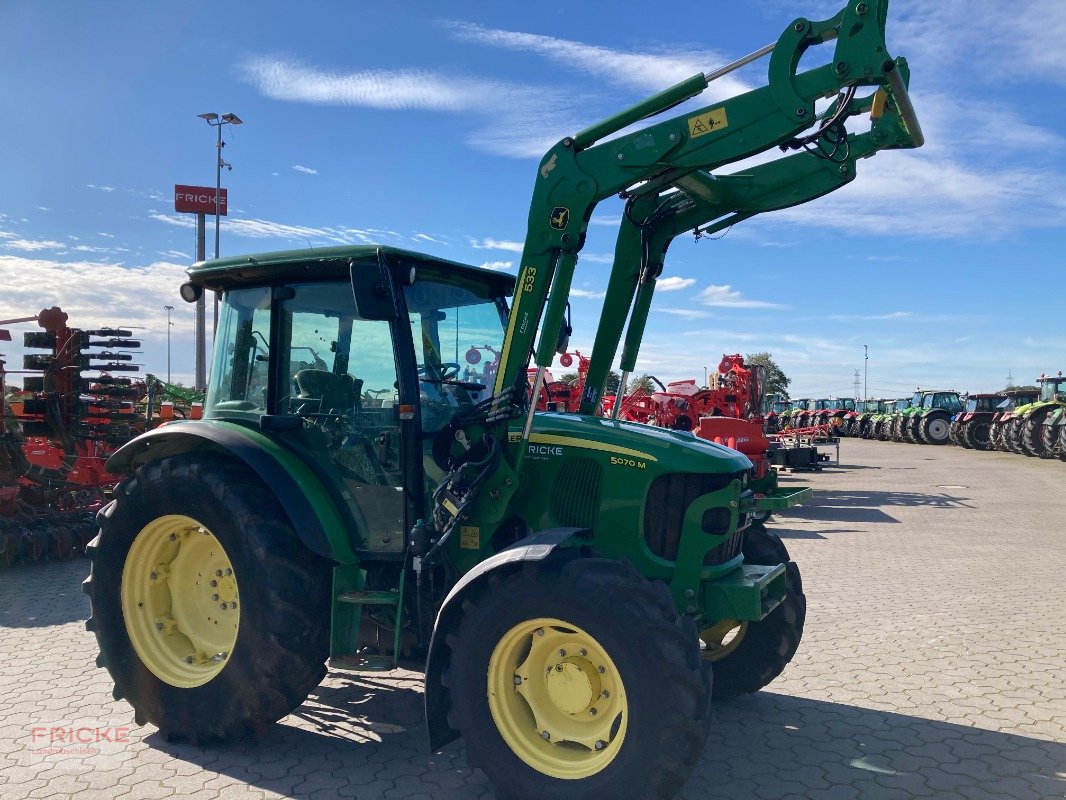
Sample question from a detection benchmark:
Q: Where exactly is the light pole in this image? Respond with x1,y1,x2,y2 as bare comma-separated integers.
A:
197,112,243,329
864,344,868,401
164,305,174,383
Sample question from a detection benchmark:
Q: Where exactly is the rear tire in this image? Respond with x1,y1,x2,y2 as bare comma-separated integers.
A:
445,557,709,800
1022,414,1050,458
704,524,805,700
84,454,331,742
920,413,951,445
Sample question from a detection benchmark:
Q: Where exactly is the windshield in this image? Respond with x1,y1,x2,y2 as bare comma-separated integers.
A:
896,399,910,411
1040,379,1066,401
934,392,962,411
966,399,978,412
404,271,508,432
911,392,922,406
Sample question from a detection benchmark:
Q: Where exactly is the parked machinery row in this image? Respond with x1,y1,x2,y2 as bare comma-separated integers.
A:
774,373,1066,460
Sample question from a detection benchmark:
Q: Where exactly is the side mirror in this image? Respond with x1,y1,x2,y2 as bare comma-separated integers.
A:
350,251,397,321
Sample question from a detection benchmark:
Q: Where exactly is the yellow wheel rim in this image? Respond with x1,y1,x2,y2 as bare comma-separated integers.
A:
699,619,748,662
120,515,240,688
487,618,627,780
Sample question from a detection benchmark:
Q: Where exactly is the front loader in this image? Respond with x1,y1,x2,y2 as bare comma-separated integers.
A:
83,4,922,799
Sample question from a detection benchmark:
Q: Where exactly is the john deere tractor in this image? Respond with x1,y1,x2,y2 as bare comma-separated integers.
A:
83,5,921,798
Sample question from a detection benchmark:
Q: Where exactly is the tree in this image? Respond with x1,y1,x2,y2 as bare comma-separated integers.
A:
602,370,622,396
745,352,791,399
628,374,657,393
559,371,579,385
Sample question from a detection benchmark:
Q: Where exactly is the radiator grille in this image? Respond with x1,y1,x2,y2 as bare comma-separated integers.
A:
643,472,745,561
550,457,603,529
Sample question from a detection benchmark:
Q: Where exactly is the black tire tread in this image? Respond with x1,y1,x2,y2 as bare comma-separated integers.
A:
84,453,330,743
710,525,805,700
444,556,709,800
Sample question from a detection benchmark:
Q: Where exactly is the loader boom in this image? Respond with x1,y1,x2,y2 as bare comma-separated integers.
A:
579,66,920,412
434,0,923,538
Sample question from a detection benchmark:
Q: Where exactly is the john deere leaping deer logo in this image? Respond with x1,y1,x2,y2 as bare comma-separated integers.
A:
550,207,569,230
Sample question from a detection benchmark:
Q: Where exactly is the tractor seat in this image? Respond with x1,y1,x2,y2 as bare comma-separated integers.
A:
293,369,362,415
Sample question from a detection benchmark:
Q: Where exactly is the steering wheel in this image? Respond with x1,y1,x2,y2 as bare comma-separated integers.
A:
418,362,462,382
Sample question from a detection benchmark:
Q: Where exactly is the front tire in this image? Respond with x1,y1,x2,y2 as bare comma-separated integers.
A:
702,523,805,700
445,557,709,800
84,454,331,742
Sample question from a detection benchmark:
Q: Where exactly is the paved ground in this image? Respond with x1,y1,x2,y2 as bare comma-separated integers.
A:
1,439,1064,799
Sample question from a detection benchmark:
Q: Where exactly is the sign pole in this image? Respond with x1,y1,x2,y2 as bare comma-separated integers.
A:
195,212,207,391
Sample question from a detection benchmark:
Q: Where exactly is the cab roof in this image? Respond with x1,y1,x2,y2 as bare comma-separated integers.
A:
186,244,516,294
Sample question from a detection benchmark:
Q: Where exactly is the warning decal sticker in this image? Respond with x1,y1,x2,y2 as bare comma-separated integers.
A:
687,107,729,138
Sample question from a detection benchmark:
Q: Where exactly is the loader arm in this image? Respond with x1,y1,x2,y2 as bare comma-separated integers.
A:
433,0,922,543
579,69,919,412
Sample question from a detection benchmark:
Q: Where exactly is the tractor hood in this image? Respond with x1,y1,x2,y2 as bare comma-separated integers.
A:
516,412,753,473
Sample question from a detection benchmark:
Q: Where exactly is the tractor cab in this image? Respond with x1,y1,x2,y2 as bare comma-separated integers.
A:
202,246,513,552
1039,374,1066,402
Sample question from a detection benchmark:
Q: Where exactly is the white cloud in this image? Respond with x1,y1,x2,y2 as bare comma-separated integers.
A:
696,284,782,309
242,57,500,111
657,307,709,320
413,232,448,245
578,253,614,264
445,22,750,99
97,232,115,238
292,164,318,175
87,184,116,192
158,249,190,260
478,260,513,271
571,288,606,299
590,215,622,227
35,206,50,212
470,237,524,252
0,255,189,342
3,238,66,252
656,276,695,291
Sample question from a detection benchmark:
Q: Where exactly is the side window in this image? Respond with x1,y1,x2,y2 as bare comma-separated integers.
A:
205,287,272,418
278,282,404,553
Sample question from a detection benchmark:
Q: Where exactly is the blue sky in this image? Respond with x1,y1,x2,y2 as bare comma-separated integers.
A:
1,0,1063,397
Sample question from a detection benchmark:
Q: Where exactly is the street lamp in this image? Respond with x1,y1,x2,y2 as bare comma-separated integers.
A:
164,305,174,384
864,344,868,401
197,111,243,328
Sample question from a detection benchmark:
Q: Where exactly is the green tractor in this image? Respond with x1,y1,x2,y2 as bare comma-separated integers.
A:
888,393,919,442
855,398,892,439
910,389,963,445
1012,373,1066,458
780,398,811,430
82,5,921,798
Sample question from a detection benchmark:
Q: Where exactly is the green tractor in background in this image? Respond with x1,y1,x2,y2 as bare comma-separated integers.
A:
781,398,811,430
855,399,892,439
910,390,963,445
1011,373,1066,458
889,393,919,442
80,5,922,798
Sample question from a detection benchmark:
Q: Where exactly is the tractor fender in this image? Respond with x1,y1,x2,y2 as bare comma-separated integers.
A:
424,527,591,752
104,421,355,563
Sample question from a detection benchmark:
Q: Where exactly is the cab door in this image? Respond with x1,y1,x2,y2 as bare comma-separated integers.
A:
273,280,413,555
